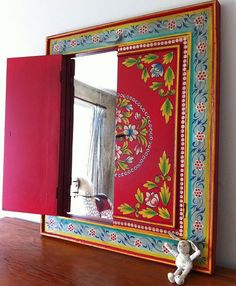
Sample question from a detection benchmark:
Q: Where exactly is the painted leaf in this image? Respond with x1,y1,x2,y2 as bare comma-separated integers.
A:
119,99,130,107
140,117,148,129
140,129,147,136
118,203,135,215
122,117,130,124
122,148,132,155
160,98,173,123
118,160,129,171
164,66,175,90
163,52,174,64
160,182,171,206
137,63,144,70
123,111,132,118
116,124,122,130
158,89,167,97
122,141,128,150
141,68,150,83
137,134,147,146
159,151,171,177
139,208,158,219
158,207,170,219
143,181,157,190
122,58,138,67
135,188,144,204
150,81,163,91
141,54,158,64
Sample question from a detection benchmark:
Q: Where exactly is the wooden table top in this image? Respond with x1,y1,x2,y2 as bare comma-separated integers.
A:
0,217,235,286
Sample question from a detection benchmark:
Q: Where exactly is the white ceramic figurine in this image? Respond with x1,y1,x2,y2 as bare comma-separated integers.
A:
164,233,200,285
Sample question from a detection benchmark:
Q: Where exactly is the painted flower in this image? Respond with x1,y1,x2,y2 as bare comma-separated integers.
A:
150,63,164,77
116,109,123,123
126,104,133,111
67,223,74,232
197,71,207,81
145,192,159,208
125,156,134,164
53,43,60,53
49,218,55,227
124,124,138,141
115,29,123,36
92,34,100,43
194,15,205,26
193,188,203,198
115,145,122,161
196,102,206,113
138,24,148,34
194,160,204,170
167,20,177,30
195,131,205,141
88,228,96,236
134,239,143,247
193,220,203,231
162,245,170,254
135,112,141,120
110,233,117,241
134,145,143,155
69,39,77,47
197,41,207,53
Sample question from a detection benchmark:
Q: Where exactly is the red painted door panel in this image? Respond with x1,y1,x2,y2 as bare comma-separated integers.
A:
3,55,72,215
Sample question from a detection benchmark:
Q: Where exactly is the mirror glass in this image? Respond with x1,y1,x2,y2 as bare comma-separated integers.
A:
69,51,117,220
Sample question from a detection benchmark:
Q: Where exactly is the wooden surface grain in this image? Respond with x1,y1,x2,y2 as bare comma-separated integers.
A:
0,217,235,286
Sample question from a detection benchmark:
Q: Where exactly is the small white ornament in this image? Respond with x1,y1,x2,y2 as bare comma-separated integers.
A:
164,232,200,285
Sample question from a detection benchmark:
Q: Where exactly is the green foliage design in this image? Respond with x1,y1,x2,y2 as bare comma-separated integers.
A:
142,54,158,64
159,151,171,178
160,98,174,123
143,181,158,190
118,204,135,215
164,66,175,91
122,51,176,124
139,208,158,219
163,52,174,64
158,207,170,219
160,182,171,206
135,188,144,204
122,57,138,67
118,152,172,221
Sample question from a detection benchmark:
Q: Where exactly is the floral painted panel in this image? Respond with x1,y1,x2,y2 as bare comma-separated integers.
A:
44,1,220,274
113,38,189,234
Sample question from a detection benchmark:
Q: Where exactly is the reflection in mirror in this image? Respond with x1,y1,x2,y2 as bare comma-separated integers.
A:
69,51,117,220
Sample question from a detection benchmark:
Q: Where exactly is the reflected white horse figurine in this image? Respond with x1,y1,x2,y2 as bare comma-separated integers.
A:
72,177,113,219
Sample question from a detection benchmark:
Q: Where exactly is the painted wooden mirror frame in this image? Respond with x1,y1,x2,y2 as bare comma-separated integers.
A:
41,1,220,274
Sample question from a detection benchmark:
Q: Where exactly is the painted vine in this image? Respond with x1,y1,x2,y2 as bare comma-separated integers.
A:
115,97,150,172
122,51,176,123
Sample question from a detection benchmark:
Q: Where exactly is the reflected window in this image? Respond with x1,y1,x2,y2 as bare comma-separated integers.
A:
69,51,117,219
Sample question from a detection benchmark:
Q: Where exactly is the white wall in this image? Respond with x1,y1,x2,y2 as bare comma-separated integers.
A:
0,0,235,269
